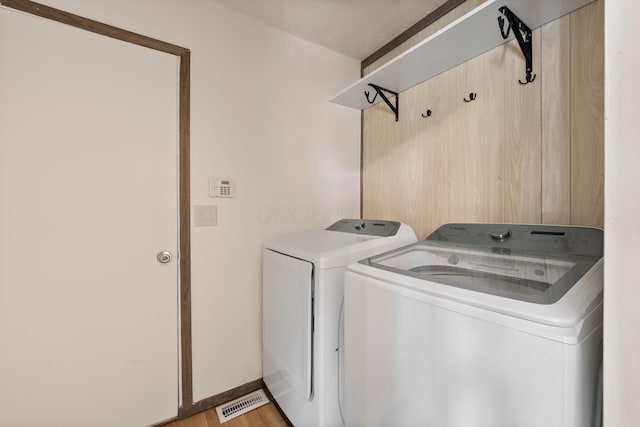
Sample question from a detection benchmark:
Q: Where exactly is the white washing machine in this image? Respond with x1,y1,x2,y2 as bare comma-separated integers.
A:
263,219,416,427
343,223,603,427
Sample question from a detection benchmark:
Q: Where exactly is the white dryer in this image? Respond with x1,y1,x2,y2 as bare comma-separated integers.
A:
263,219,416,427
343,223,603,427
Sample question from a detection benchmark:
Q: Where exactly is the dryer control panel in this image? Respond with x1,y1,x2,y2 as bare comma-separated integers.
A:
326,219,401,237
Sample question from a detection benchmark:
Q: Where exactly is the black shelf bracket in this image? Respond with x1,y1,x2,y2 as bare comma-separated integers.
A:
498,6,536,85
364,84,399,121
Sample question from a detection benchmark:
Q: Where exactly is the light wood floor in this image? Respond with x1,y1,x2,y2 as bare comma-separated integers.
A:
164,403,289,427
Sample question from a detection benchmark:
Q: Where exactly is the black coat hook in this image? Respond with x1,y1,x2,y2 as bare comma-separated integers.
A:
364,90,379,104
519,74,536,85
421,109,432,118
498,6,536,85
463,93,477,102
364,84,399,121
497,15,512,39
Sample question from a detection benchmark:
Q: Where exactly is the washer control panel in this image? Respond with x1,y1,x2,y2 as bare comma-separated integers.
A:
427,223,603,257
326,219,401,237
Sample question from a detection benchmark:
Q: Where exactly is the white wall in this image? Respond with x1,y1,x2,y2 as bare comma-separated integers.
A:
28,0,361,402
604,1,640,425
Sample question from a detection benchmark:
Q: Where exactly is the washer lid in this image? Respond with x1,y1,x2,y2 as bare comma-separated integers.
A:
364,241,600,305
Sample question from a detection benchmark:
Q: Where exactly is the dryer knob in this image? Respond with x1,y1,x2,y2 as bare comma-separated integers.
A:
355,222,366,231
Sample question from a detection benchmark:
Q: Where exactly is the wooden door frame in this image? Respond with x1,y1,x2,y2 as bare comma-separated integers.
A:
0,0,195,416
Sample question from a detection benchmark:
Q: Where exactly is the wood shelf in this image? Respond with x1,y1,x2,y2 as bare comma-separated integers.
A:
330,0,594,111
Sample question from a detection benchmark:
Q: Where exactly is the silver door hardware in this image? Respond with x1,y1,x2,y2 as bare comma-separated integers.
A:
157,251,172,264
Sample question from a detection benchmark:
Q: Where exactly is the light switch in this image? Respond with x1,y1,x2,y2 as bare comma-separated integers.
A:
194,205,217,227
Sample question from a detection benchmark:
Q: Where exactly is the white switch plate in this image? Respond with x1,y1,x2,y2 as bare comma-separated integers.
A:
194,205,217,227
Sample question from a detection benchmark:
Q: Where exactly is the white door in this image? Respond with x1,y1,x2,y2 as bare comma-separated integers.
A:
0,8,179,427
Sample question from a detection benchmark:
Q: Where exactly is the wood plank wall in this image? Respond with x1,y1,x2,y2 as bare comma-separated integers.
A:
362,0,604,239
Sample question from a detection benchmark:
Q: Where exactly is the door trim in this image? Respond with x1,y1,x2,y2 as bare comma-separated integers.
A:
0,0,194,415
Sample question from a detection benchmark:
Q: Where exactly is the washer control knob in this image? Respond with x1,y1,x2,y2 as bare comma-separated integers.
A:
355,222,366,231
489,228,512,241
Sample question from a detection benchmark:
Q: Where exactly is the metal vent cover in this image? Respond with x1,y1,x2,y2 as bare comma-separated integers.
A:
215,389,269,423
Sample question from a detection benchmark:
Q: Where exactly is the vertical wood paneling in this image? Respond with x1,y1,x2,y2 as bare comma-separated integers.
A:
362,86,421,227
541,16,571,225
362,101,401,221
503,29,542,224
444,71,466,227
362,3,603,236
570,0,604,227
388,84,423,226
455,47,505,225
418,71,456,238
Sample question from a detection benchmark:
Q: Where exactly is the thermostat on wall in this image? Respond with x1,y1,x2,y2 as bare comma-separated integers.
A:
209,178,234,198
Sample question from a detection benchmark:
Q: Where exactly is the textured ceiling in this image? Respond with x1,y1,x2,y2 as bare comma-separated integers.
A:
210,0,450,60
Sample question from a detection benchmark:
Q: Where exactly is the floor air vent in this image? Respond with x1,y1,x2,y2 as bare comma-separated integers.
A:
215,389,269,423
